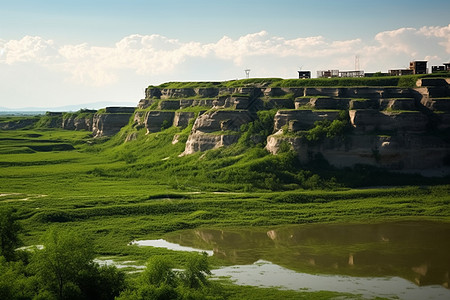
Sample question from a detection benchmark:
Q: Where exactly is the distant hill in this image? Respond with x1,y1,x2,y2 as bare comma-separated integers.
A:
0,101,136,112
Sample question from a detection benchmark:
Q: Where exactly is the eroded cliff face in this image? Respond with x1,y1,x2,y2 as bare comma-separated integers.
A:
92,107,135,138
62,110,97,131
264,79,450,171
134,78,449,172
182,110,255,155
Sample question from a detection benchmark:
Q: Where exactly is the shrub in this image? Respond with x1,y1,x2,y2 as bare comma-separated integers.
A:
0,208,22,261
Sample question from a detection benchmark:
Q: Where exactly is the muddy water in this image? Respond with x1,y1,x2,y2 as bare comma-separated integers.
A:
160,221,450,299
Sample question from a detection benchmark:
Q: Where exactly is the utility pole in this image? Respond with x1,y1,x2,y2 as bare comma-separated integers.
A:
245,69,251,79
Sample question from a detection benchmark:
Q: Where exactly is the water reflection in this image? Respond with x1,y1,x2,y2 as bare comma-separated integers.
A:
213,260,449,300
165,222,450,289
130,239,214,256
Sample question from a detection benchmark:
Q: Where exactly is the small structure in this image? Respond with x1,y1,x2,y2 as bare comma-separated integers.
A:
317,70,339,78
339,70,364,78
388,61,427,76
298,71,311,79
432,63,450,73
364,72,389,77
410,61,427,74
317,69,364,78
388,69,414,76
244,69,251,79
432,65,445,73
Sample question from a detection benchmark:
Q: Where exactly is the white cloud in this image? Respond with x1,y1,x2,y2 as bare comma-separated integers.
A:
418,24,450,53
0,36,59,64
1,25,449,87
371,25,450,60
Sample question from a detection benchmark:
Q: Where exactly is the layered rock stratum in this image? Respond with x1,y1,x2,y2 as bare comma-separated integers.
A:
132,78,450,172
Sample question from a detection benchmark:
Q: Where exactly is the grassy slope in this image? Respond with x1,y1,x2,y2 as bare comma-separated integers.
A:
0,128,448,252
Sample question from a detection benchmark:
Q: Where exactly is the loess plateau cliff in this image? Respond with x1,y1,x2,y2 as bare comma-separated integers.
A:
5,77,449,174
132,78,450,173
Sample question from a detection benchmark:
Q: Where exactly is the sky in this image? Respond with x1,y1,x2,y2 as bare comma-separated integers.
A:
1,0,449,109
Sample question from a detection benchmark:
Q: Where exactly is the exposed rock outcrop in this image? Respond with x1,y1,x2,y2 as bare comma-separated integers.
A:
266,133,448,170
183,134,240,155
92,107,135,137
130,78,450,172
274,110,340,131
181,110,255,155
349,110,428,132
264,78,450,171
144,111,175,133
173,112,196,128
62,110,96,131
0,118,39,130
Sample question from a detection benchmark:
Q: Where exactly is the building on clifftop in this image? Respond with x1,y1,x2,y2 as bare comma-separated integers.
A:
298,71,311,79
409,60,428,74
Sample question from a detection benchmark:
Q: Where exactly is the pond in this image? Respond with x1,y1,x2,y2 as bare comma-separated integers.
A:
133,221,450,299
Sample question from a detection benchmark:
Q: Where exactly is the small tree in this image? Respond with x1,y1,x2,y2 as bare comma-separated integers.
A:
31,229,94,299
179,252,212,289
141,256,177,288
0,208,22,261
31,229,126,300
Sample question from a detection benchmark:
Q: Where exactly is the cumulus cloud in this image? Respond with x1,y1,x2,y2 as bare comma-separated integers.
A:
418,24,450,53
207,31,362,64
0,36,59,64
373,25,450,58
1,24,449,86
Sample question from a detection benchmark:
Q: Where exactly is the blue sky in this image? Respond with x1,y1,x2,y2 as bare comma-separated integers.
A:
1,0,449,109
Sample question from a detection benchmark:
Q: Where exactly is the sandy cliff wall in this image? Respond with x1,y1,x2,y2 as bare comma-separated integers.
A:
136,78,450,171
92,107,135,138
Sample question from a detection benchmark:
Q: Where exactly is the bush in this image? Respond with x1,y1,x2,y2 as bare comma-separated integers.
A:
30,229,126,300
118,253,220,300
0,208,22,261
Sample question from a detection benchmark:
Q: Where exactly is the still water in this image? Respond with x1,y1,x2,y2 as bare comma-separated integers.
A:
135,222,450,299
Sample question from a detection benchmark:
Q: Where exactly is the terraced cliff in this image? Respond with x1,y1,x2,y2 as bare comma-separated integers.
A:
4,77,447,173
131,78,450,172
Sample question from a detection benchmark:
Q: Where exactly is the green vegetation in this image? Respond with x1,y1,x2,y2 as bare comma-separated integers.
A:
31,229,126,300
1,228,126,300
0,129,448,247
62,109,97,120
148,73,449,90
282,110,351,144
0,208,22,261
116,253,222,300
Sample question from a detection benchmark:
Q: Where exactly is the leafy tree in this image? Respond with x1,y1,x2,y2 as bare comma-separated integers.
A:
31,229,125,300
179,252,211,289
31,229,93,299
141,256,177,288
0,256,34,300
0,208,22,261
77,264,127,300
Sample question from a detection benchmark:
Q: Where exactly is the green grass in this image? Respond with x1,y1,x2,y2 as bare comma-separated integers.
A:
0,129,448,249
220,283,380,300
0,125,449,299
147,74,446,90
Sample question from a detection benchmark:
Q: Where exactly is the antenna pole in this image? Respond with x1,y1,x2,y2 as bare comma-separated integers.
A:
355,55,360,71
